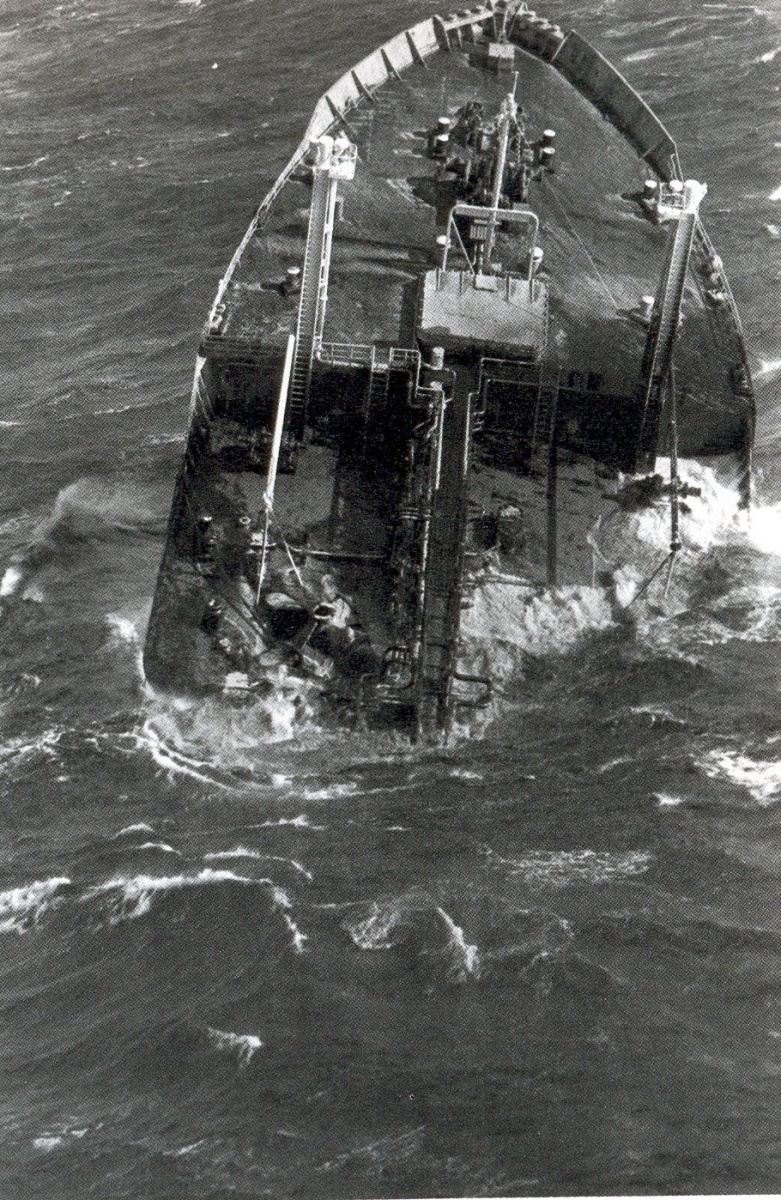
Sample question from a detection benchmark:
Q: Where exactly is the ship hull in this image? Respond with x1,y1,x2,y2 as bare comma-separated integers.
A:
143,1,754,735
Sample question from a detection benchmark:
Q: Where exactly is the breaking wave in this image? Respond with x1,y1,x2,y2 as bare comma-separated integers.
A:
203,849,313,880
698,747,781,805
343,895,480,980
205,1026,263,1068
0,877,71,934
80,869,288,924
460,582,614,682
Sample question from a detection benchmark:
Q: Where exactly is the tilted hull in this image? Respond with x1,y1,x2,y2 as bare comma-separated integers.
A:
143,0,754,736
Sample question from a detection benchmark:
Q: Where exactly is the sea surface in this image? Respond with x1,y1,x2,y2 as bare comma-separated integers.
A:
1,0,780,1196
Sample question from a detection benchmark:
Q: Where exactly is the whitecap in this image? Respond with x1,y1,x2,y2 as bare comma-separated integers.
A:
435,906,480,980
302,782,358,800
81,868,275,923
132,720,232,790
698,748,781,805
0,566,22,598
282,912,308,953
449,768,484,782
206,1027,262,1067
0,154,50,173
344,900,404,950
103,614,139,645
770,185,781,201
623,48,658,62
33,1136,63,1151
204,845,264,862
252,814,326,831
652,792,685,807
0,876,71,934
204,849,313,880
132,842,181,855
0,727,64,770
113,823,155,838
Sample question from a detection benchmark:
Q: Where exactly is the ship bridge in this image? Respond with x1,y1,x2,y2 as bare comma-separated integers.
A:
417,202,548,358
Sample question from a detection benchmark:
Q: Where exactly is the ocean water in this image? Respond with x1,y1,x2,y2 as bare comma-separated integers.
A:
1,0,781,1196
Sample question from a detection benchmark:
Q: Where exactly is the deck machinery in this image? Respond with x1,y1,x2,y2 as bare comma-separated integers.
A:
144,1,754,737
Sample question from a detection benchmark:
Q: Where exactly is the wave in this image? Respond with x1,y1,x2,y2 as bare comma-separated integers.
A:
203,849,313,880
302,782,359,800
131,719,234,790
0,727,64,773
0,876,71,934
434,906,480,981
80,868,281,923
698,748,781,804
316,1126,425,1175
251,815,326,831
113,823,155,838
131,842,182,855
460,582,614,677
345,900,405,951
205,1026,262,1068
343,896,479,980
485,846,653,887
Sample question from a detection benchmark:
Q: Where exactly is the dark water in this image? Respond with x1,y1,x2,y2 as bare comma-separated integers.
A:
1,0,781,1195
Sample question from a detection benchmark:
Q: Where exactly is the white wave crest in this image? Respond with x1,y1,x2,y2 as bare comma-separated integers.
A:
203,849,313,880
104,614,139,645
0,877,71,934
486,847,652,887
344,901,404,950
133,720,232,789
435,906,480,980
206,1026,262,1068
0,727,64,771
132,842,181,855
302,782,358,800
345,898,479,979
113,823,155,838
461,582,613,674
652,792,686,808
698,749,781,804
81,868,275,923
282,912,308,953
0,566,22,598
252,814,326,831
33,1136,64,1152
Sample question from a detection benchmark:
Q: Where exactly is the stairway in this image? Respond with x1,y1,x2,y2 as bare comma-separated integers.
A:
529,369,560,466
416,373,473,730
288,167,338,439
361,349,390,447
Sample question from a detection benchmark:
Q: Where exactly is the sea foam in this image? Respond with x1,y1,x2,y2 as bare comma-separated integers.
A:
206,1026,263,1068
486,847,653,887
0,877,71,934
699,748,781,805
81,868,277,923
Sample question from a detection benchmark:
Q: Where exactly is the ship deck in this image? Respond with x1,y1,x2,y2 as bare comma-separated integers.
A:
212,41,738,441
